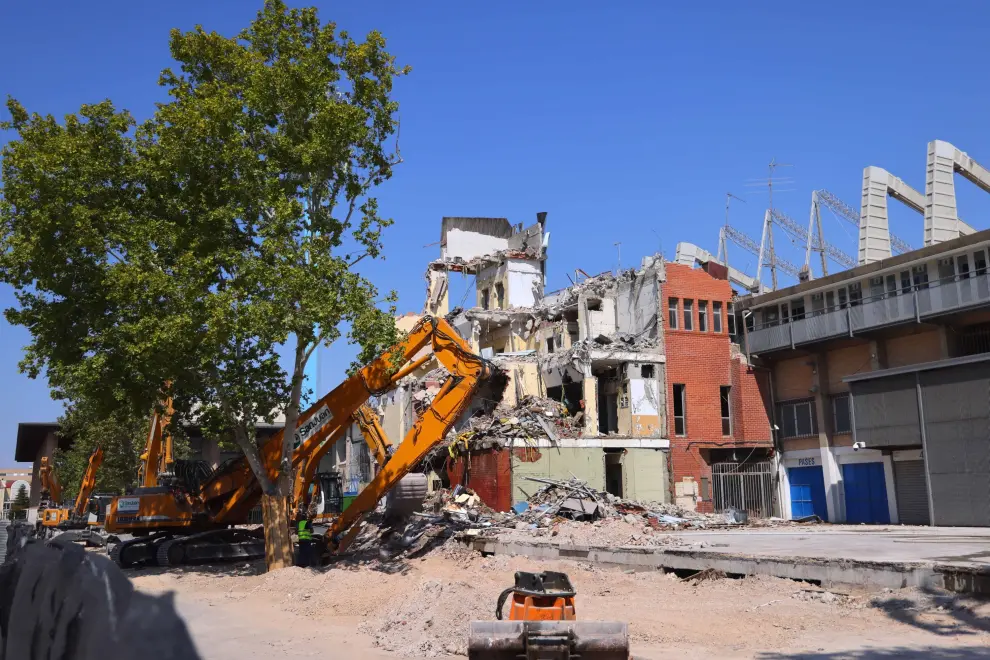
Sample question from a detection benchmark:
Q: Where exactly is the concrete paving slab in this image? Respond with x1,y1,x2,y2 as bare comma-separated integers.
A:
465,525,990,594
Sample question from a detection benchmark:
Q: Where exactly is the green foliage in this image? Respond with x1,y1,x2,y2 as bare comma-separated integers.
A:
9,484,29,520
53,396,190,500
0,1,406,499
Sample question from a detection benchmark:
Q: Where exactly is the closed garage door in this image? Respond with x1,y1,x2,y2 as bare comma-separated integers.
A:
893,459,930,526
842,462,890,524
788,466,828,521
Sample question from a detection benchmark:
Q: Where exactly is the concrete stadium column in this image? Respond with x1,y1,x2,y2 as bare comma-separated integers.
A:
812,354,843,522
860,167,894,264
925,141,961,247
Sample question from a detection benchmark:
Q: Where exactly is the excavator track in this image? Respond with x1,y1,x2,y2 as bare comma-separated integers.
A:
152,528,266,567
109,532,171,568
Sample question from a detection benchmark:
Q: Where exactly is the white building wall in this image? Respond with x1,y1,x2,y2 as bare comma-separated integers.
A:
443,229,508,262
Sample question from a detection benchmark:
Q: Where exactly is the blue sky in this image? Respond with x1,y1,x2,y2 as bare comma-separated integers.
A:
2,1,990,463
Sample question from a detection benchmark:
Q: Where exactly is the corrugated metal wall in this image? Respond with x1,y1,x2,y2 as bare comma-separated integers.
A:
893,460,930,525
850,374,922,448
447,448,512,512
920,363,990,526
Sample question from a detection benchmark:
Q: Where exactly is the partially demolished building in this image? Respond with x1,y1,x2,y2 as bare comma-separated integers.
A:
383,214,774,514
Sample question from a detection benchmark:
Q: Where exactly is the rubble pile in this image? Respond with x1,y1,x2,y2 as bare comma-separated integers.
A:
458,394,582,443
509,476,725,530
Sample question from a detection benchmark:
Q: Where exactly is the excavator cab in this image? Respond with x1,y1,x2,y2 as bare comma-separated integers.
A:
469,571,629,660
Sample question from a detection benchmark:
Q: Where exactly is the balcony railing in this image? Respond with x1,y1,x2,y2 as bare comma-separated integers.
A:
745,271,990,354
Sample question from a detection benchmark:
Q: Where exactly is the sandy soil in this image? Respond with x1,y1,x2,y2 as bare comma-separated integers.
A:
130,540,990,659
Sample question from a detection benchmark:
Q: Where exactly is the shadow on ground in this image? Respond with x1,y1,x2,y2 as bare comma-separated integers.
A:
758,647,989,659
869,585,990,637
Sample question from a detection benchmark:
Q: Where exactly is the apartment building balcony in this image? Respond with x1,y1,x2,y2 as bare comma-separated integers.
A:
745,272,990,354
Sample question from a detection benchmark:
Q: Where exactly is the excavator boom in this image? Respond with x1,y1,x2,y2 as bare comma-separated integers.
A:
39,456,63,504
106,316,495,568
73,446,104,518
138,394,174,488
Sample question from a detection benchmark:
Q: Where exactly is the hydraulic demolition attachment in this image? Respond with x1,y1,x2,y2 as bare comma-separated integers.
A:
105,316,496,568
468,572,629,660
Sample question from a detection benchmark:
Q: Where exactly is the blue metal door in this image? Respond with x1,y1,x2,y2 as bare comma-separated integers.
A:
788,466,828,521
842,462,890,524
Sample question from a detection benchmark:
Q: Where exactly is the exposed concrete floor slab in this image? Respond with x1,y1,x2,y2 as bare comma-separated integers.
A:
472,525,990,592
665,525,990,568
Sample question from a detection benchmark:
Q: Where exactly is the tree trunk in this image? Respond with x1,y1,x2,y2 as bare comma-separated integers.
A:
232,423,289,572
261,493,294,571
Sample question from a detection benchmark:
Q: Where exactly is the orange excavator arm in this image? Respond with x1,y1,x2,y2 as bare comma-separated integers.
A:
201,316,492,527
39,456,63,504
353,404,393,468
137,395,175,488
72,446,103,518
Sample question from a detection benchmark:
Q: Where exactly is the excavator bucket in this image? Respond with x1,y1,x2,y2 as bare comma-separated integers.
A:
467,620,629,660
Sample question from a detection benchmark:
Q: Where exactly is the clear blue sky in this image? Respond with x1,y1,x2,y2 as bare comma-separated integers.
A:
3,1,990,463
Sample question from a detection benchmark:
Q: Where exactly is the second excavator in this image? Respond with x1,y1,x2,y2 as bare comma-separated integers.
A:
37,445,106,544
105,316,499,567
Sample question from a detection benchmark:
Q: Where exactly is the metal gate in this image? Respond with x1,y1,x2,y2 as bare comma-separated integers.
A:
712,461,776,518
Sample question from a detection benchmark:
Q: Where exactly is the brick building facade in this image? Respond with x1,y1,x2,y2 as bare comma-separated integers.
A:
663,264,773,513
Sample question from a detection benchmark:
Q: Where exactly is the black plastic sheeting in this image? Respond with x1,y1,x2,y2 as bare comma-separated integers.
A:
1,524,202,660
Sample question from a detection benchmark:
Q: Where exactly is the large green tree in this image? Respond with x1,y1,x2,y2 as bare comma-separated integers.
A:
8,484,29,521
0,0,406,569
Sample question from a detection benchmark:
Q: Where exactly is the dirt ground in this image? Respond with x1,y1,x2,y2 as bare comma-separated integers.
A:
130,540,990,659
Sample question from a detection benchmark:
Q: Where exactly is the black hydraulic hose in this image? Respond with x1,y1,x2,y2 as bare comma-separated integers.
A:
495,586,515,620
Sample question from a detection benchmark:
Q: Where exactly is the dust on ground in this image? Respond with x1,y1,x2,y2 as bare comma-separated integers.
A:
130,539,990,659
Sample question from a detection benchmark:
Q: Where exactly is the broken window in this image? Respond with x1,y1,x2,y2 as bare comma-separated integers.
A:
683,299,694,331
869,276,884,301
837,287,848,310
886,274,898,297
900,270,912,295
641,364,655,379
727,303,736,336
546,337,555,353
481,288,490,310
958,254,971,280
780,303,789,325
790,298,806,321
937,257,955,283
673,384,686,436
912,265,929,291
495,282,505,309
832,393,851,434
713,301,723,333
778,399,817,438
668,298,678,330
698,301,708,332
975,250,988,276
811,292,825,316
763,306,779,328
826,290,835,311
848,282,862,306
720,386,731,436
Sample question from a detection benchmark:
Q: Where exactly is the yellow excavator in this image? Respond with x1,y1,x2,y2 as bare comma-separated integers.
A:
105,316,500,567
37,446,105,544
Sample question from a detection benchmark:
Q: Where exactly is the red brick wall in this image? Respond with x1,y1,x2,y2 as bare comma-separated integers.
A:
663,264,772,512
446,448,512,512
